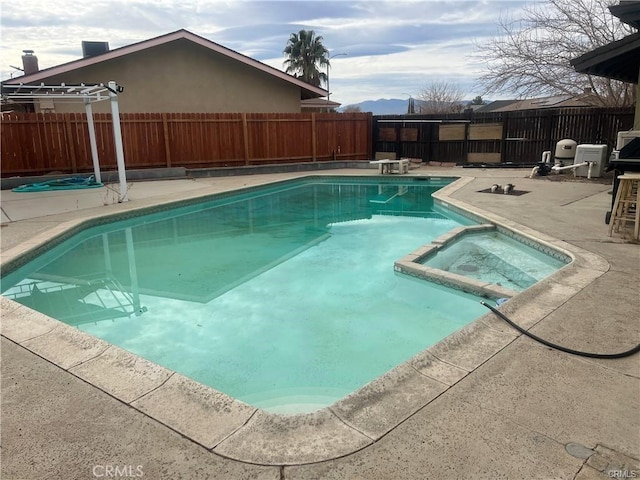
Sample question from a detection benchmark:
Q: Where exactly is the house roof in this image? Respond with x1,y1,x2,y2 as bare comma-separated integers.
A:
570,31,640,84
476,94,597,112
610,1,640,29
300,98,341,110
3,29,328,100
571,2,640,84
475,100,518,112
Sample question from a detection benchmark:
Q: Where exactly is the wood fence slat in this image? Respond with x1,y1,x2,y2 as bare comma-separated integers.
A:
32,113,45,172
43,113,57,172
242,113,250,165
162,113,171,168
311,113,317,162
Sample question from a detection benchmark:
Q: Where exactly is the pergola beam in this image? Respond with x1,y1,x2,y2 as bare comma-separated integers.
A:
2,82,113,102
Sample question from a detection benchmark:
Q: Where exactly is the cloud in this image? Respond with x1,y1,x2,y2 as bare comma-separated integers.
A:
0,0,530,103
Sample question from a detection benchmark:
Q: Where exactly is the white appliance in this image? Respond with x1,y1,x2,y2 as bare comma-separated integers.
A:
616,130,640,150
573,144,608,177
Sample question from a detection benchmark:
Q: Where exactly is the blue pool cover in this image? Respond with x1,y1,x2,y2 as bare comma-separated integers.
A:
12,176,103,192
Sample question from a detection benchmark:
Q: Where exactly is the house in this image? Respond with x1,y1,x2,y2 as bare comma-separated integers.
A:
2,29,328,114
476,91,600,113
571,1,640,129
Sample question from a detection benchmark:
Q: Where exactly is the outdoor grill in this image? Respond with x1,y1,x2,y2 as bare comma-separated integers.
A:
606,134,640,224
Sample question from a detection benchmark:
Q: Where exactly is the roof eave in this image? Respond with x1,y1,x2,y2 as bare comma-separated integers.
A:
609,2,640,29
571,32,640,83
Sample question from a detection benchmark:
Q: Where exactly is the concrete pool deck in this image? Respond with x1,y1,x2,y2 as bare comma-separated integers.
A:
1,167,639,479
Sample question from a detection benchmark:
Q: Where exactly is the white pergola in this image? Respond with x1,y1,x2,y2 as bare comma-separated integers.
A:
1,81,129,202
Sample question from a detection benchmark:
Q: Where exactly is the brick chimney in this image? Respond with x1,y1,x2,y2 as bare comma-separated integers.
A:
21,50,39,75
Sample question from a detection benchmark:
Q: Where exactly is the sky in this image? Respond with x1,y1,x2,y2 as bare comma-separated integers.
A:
0,0,535,106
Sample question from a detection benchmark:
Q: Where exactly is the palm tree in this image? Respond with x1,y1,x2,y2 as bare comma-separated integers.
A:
283,30,330,87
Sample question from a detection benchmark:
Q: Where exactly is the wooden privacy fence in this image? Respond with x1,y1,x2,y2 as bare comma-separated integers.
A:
374,107,635,164
0,112,373,177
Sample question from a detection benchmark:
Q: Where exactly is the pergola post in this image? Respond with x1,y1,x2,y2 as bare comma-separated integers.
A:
83,98,102,183
108,81,128,202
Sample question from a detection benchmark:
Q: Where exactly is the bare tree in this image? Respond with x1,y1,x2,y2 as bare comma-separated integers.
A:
342,105,362,113
416,80,466,114
475,0,636,106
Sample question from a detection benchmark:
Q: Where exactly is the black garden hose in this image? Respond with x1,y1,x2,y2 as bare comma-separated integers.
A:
481,301,640,359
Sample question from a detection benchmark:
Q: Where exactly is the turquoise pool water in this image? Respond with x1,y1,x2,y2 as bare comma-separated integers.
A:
3,178,494,413
422,231,567,291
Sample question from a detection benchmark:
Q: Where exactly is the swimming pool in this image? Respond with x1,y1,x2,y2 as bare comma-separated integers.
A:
1,177,557,413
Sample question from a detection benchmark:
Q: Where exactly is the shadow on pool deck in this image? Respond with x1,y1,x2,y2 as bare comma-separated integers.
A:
1,167,638,479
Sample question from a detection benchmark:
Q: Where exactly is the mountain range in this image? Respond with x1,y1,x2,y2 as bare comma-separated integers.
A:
339,98,410,115
339,98,486,115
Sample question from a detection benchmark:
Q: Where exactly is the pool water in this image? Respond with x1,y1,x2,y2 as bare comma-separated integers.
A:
3,178,497,413
421,231,567,291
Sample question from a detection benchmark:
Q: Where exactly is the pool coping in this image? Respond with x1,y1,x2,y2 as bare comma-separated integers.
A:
0,174,610,466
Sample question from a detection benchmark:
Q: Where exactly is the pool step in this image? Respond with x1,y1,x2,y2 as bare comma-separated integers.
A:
239,387,349,414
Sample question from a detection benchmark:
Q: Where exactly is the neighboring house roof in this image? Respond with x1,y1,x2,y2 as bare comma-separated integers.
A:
301,98,341,110
3,29,328,100
464,104,486,112
571,2,640,84
476,94,598,112
475,100,518,112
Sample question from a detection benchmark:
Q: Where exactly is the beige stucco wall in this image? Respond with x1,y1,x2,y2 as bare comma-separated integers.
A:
38,40,302,114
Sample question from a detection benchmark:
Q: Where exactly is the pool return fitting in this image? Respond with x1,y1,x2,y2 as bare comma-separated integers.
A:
481,301,640,359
